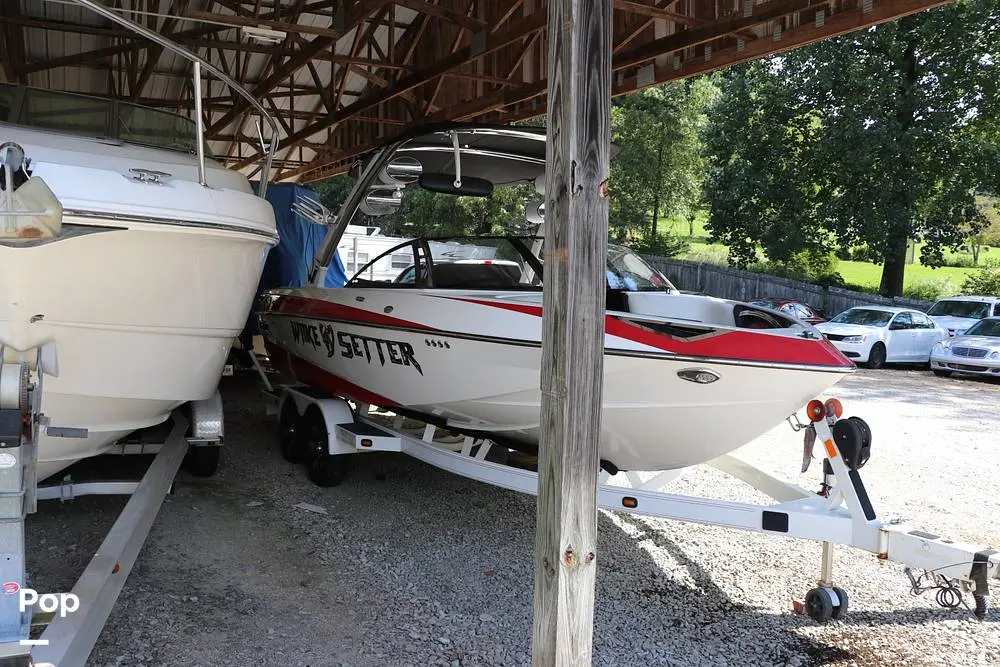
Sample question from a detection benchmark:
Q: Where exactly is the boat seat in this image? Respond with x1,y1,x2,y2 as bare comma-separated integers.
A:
431,262,522,289
606,288,629,313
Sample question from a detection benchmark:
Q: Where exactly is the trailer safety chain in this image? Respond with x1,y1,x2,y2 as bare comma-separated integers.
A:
905,566,990,620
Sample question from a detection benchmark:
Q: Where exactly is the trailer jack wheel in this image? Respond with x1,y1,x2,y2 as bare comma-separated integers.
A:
830,587,849,620
804,586,846,622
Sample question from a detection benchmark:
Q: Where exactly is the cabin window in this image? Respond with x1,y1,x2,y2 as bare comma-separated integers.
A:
390,253,411,269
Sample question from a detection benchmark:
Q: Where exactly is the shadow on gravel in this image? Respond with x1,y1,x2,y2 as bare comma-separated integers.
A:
26,372,995,667
613,513,854,667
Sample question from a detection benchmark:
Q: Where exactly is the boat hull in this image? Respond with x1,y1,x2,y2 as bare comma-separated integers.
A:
0,219,273,480
259,289,852,471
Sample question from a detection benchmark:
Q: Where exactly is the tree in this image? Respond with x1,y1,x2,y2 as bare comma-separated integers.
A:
703,0,1000,296
966,196,1000,264
961,257,1000,295
609,78,716,244
308,173,536,238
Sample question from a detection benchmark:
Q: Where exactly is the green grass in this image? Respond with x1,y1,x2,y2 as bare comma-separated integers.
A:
836,260,973,293
640,211,990,294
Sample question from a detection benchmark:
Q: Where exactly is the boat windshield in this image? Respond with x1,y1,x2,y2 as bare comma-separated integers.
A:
927,300,991,319
0,83,208,156
347,234,680,293
962,318,1000,337
830,309,894,326
606,244,675,292
348,236,544,289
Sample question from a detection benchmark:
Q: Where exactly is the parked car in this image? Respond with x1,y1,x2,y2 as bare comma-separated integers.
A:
748,298,826,325
814,306,947,369
930,316,1000,379
926,295,1000,337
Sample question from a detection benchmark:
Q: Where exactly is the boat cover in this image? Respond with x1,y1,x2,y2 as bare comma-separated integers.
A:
258,182,347,290
242,182,346,337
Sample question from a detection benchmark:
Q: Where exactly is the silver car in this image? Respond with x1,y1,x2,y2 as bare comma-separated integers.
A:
929,316,1000,378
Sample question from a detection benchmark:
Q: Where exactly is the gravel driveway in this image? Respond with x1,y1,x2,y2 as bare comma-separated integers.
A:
24,366,1000,666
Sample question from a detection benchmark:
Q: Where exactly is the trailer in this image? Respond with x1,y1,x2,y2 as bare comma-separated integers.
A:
267,383,999,624
0,355,226,667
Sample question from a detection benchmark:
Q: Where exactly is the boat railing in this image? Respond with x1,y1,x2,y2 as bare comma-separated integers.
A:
70,0,279,199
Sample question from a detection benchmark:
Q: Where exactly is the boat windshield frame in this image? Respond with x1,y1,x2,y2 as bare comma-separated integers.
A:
0,82,212,157
344,234,678,294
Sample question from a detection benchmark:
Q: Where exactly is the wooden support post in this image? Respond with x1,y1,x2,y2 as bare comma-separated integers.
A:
530,0,612,664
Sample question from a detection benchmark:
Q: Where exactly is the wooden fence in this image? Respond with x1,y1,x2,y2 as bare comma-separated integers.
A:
641,255,933,317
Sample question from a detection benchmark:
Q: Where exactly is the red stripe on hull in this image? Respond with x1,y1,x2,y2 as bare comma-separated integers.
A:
449,296,852,369
264,340,400,407
270,294,432,331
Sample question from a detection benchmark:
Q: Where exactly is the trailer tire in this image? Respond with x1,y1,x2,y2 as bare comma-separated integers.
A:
279,399,307,463
300,407,345,487
182,445,220,477
308,451,345,487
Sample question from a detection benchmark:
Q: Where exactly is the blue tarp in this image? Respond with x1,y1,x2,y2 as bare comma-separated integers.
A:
258,182,347,290
242,182,346,337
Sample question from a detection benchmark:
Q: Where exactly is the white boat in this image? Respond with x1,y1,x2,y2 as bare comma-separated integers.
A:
257,123,854,472
0,82,278,481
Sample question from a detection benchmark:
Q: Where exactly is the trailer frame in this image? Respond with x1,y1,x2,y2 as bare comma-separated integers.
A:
267,383,1000,623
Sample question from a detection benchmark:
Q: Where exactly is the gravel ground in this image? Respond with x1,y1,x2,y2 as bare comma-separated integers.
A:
23,365,1000,667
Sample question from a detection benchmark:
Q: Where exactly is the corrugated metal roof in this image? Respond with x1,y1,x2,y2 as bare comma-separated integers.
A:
6,0,418,178
2,0,947,182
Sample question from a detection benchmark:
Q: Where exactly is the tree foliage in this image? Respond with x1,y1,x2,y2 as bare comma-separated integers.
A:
704,0,1000,296
310,173,536,238
966,196,1000,263
609,79,716,247
961,258,1000,295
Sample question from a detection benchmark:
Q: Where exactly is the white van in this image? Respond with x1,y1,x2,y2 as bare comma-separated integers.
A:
926,295,1000,336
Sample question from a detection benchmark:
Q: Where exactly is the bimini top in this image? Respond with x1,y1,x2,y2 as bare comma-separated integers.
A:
350,122,618,189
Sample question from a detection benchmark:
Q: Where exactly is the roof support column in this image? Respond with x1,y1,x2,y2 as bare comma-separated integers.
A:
530,0,613,664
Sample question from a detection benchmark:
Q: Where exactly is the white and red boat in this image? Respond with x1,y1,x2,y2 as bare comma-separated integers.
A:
257,124,854,472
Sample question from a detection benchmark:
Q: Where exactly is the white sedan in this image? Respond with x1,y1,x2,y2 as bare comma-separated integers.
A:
930,316,1000,379
814,306,947,369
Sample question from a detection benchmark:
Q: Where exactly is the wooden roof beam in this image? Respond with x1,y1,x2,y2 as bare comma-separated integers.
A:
185,9,345,39
391,0,487,31
613,0,834,71
233,7,548,171
614,0,699,25
207,0,390,135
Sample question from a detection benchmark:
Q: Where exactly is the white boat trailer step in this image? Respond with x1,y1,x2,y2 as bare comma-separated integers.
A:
271,385,1000,623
